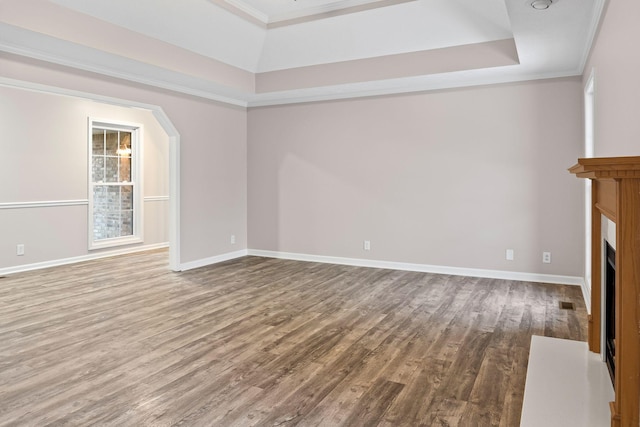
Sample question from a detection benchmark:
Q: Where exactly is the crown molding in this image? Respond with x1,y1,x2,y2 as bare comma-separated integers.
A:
222,0,269,23
0,23,250,108
577,0,607,74
246,68,583,107
266,0,417,28
0,0,603,110
211,0,417,28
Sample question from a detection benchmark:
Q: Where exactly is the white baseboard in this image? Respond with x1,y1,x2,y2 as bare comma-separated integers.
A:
3,245,585,290
0,242,169,276
247,249,585,286
179,249,249,271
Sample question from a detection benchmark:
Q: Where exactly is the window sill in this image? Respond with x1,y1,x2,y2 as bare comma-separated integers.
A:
89,236,143,251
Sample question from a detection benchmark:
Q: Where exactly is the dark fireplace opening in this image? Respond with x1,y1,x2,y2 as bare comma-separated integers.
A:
605,241,616,386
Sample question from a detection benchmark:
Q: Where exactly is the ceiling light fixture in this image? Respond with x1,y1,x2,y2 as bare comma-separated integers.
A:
531,0,553,10
116,144,131,156
116,133,132,156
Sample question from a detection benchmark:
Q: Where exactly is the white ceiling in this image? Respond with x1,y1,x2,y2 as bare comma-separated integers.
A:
48,0,515,73
0,0,606,106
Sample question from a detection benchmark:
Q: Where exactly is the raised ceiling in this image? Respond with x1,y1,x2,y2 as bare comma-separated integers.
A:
0,0,605,106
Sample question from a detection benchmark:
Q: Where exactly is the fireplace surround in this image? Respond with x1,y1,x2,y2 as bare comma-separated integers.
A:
569,156,640,427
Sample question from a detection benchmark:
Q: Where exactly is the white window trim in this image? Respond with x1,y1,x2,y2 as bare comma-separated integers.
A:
88,118,144,250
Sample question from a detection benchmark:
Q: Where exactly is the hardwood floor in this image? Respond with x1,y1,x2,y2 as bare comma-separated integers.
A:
0,250,587,426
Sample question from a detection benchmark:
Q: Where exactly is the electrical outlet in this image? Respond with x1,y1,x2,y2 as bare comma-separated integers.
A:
542,251,551,264
230,235,236,245
363,240,371,251
506,249,514,261
16,244,25,256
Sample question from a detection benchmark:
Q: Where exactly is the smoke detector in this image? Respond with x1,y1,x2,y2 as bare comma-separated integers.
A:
531,0,553,10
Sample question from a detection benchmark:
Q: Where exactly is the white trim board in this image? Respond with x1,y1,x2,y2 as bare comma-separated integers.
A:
0,243,168,276
5,246,585,289
247,249,585,286
0,23,248,108
144,196,170,202
0,197,168,208
179,250,249,271
0,199,89,209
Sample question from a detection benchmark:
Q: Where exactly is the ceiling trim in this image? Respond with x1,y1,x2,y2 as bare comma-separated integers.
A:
223,0,269,23
208,0,267,28
0,0,608,109
266,0,418,29
0,29,586,109
577,0,607,73
210,0,418,28
247,69,584,108
0,33,584,109
0,23,249,107
256,39,519,93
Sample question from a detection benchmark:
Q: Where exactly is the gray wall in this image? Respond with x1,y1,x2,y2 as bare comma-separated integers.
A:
2,53,589,278
0,85,169,268
0,53,248,269
584,0,640,157
248,78,584,276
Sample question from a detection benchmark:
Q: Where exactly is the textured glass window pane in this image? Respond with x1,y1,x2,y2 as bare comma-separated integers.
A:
105,210,121,239
121,186,133,210
119,157,131,182
92,131,104,155
105,157,119,182
93,211,107,240
92,156,104,182
93,186,107,240
105,131,119,156
93,186,107,207
120,210,133,237
106,186,120,206
120,132,132,153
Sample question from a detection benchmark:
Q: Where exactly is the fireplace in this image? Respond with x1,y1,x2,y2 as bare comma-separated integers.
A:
569,156,640,427
604,241,615,386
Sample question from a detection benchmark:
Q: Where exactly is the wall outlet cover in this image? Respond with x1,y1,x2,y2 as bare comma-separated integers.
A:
506,249,514,261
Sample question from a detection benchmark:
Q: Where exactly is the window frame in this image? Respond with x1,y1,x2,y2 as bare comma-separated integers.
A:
88,118,144,250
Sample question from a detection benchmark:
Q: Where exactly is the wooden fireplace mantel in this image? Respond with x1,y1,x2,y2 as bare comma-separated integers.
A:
569,156,640,427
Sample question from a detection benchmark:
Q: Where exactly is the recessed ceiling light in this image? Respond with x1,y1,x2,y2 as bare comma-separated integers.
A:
531,0,553,10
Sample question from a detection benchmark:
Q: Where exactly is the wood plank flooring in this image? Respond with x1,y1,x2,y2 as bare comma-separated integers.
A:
0,250,587,426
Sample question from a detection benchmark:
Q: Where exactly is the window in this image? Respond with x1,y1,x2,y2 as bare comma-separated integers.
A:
89,119,143,249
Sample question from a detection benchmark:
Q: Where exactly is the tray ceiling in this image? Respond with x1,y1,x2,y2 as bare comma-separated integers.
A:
0,0,606,106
